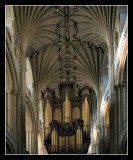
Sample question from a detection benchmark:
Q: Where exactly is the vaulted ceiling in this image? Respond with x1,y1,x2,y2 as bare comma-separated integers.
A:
13,6,117,96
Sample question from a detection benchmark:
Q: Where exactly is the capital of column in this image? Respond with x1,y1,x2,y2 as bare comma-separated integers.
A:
12,89,19,95
6,89,13,94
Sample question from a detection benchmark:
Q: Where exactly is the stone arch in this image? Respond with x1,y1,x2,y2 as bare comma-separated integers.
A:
25,98,35,130
25,97,36,154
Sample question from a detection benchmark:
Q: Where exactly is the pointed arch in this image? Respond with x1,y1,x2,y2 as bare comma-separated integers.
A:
25,96,36,154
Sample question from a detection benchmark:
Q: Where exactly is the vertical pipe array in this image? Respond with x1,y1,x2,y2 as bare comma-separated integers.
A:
82,97,90,135
52,128,58,152
66,136,68,151
76,128,82,151
69,101,71,124
82,102,85,131
64,94,71,123
44,99,52,139
63,102,65,124
65,94,68,123
51,129,54,152
80,130,82,150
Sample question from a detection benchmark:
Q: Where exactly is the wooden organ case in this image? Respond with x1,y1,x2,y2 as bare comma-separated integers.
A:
42,83,93,154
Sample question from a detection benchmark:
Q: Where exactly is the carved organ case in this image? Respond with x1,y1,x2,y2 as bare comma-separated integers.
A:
42,83,94,154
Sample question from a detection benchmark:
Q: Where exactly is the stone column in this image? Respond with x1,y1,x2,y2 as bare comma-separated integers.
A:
114,85,119,153
31,130,34,154
26,131,28,152
11,90,14,132
35,131,37,154
117,85,121,133
115,83,126,134
99,126,102,154
6,89,13,133
96,93,101,154
103,124,109,152
18,48,26,153
13,90,17,139
100,126,104,153
122,83,127,123
89,117,95,154
91,145,96,154
113,31,118,55
26,130,37,154
108,44,115,154
31,130,37,154
29,130,32,154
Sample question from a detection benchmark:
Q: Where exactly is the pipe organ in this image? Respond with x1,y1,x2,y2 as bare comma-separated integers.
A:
42,83,94,154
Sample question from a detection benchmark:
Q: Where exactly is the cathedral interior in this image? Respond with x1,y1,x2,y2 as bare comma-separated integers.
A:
6,6,128,154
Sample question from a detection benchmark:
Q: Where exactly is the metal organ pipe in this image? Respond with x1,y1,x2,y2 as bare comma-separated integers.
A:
45,99,53,139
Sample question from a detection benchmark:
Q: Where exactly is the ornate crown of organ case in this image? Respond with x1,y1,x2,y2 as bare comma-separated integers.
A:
42,83,94,154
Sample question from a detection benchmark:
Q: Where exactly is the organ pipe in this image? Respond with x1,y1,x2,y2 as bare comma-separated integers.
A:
45,99,52,139
51,128,58,152
83,96,90,135
64,94,71,123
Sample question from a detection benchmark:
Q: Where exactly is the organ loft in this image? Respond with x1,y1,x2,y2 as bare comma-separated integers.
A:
42,83,95,154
